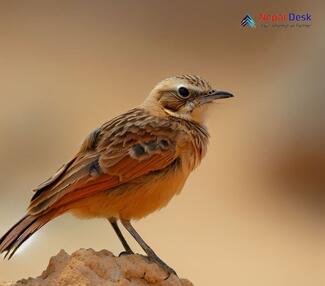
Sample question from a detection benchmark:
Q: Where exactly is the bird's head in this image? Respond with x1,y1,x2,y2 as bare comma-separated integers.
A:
142,75,233,123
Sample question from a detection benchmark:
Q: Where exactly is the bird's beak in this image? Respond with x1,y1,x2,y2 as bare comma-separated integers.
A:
199,90,234,105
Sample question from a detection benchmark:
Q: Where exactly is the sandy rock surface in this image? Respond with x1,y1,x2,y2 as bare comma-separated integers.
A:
1,249,193,286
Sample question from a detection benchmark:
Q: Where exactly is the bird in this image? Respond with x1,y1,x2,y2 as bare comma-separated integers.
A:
0,74,233,275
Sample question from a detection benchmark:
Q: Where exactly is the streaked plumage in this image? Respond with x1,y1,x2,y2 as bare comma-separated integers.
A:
0,75,233,274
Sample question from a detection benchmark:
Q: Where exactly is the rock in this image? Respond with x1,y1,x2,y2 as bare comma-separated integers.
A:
3,249,193,286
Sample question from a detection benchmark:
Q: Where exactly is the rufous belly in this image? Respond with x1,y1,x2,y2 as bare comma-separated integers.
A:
70,167,188,220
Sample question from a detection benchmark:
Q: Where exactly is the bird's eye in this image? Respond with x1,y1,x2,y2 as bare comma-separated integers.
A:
177,87,190,98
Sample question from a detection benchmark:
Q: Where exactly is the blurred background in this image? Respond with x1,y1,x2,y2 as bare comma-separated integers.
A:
0,1,324,285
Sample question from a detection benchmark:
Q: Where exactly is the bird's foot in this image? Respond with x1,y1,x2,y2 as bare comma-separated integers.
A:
147,254,177,278
119,250,134,256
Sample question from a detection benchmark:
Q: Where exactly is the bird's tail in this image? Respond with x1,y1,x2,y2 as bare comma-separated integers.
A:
0,208,63,259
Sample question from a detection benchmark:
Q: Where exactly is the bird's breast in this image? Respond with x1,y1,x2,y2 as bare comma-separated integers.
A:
177,131,208,173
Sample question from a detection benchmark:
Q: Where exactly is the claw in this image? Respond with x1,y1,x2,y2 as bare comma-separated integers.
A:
118,250,134,257
147,255,177,277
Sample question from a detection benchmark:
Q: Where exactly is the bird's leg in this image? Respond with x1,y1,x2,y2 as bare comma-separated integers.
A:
108,218,134,256
121,219,177,276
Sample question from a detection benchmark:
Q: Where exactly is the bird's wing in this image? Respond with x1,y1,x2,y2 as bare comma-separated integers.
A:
28,109,180,214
